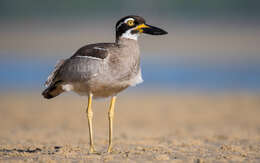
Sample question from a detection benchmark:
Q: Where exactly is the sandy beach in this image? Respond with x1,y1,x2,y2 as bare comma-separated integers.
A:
0,92,260,162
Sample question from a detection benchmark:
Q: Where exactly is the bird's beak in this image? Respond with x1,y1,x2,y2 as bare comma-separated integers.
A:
135,23,168,35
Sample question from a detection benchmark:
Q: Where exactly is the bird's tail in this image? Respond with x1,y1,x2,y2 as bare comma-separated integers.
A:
42,82,63,99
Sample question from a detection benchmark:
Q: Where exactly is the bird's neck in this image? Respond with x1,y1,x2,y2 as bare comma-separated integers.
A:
116,37,138,46
116,37,139,50
116,38,140,60
116,31,139,43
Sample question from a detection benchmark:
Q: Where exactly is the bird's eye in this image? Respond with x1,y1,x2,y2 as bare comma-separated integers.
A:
127,20,135,26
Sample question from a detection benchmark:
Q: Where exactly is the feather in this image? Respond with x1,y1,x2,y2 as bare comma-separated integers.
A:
45,59,66,87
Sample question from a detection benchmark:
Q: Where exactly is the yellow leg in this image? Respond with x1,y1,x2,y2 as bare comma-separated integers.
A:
107,96,117,153
86,93,96,153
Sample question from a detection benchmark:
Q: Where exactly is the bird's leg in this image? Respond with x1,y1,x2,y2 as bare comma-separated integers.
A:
86,93,97,153
107,96,117,153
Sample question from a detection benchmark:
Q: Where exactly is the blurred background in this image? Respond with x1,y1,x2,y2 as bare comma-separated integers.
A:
0,0,260,92
1,1,260,162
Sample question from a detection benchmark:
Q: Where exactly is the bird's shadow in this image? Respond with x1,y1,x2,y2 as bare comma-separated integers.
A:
0,146,62,155
0,148,42,153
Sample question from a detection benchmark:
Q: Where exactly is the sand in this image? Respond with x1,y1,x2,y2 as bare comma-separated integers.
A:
0,92,260,162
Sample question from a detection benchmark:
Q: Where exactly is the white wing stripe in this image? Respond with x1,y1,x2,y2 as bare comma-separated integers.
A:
75,56,103,60
93,47,107,51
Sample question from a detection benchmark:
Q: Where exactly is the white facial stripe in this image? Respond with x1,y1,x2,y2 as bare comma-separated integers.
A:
124,18,134,23
116,18,135,30
117,17,139,40
121,28,139,40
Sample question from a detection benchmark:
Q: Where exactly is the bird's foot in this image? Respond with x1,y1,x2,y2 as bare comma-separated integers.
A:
107,145,113,153
89,146,99,154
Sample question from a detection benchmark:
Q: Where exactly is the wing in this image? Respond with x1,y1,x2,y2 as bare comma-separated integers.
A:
45,59,66,87
55,57,104,83
70,43,115,59
45,43,115,86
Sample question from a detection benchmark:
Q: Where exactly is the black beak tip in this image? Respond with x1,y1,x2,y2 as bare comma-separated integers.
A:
150,28,168,35
160,30,168,35
143,25,168,35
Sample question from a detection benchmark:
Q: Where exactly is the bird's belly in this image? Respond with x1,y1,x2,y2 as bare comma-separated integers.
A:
71,81,129,98
64,68,143,98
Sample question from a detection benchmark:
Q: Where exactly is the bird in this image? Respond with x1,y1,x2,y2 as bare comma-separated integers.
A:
42,15,167,153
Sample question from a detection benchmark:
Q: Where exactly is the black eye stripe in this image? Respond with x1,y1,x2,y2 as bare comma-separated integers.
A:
116,21,125,29
115,15,147,39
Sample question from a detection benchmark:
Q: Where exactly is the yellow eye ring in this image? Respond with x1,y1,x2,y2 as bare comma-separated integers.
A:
127,20,135,26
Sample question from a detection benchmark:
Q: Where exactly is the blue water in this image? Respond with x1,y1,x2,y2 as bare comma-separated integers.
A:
1,57,260,92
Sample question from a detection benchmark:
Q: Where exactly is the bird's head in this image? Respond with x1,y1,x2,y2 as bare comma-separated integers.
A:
115,15,167,42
